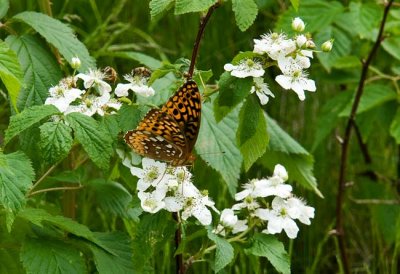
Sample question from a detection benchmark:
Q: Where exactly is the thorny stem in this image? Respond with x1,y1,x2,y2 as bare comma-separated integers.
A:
187,2,220,79
335,1,394,273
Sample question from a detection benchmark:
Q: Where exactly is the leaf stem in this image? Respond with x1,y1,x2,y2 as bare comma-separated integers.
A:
28,164,58,195
187,2,221,78
335,1,394,273
27,185,84,197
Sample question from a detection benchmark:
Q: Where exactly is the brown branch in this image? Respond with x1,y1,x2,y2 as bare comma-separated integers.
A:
353,122,372,164
335,1,394,273
187,2,220,78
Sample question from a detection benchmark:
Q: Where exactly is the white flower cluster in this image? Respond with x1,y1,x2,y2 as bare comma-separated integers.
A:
214,164,314,239
45,59,155,116
120,155,218,226
224,17,332,102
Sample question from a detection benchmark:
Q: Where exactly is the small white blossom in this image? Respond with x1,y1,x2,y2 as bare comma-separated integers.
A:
45,84,84,112
214,208,248,236
275,69,316,101
76,69,112,94
138,190,166,213
292,17,305,32
286,197,315,225
130,158,168,192
250,77,274,105
253,32,296,60
182,193,218,226
224,59,265,78
71,57,81,69
115,74,155,97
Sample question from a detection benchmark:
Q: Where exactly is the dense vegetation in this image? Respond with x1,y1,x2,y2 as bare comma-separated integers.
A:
0,0,399,273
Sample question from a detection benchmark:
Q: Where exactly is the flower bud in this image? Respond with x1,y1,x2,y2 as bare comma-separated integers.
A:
305,40,316,49
296,35,307,47
321,40,333,52
292,17,305,32
71,57,81,69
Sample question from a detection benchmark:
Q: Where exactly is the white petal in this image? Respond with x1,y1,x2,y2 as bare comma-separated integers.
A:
232,220,248,234
254,208,271,221
220,208,237,227
275,75,292,90
291,82,306,100
224,63,235,72
267,215,284,234
164,196,184,212
274,164,288,181
193,205,212,226
115,83,131,97
235,189,251,201
130,166,144,178
282,218,299,239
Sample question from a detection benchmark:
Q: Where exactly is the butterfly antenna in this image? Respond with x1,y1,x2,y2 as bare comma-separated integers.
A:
187,2,220,79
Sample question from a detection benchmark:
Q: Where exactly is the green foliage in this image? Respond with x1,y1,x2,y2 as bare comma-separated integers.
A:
0,40,23,111
207,231,234,272
231,0,258,32
390,108,400,144
0,0,9,19
39,121,73,164
13,11,96,72
237,95,268,171
150,0,174,20
5,104,59,144
65,113,113,169
246,233,290,274
174,0,215,15
6,35,63,110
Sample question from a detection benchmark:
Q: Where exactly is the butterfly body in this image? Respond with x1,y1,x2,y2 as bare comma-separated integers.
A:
124,80,201,166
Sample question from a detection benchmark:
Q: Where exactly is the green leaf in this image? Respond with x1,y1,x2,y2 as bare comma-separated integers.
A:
0,249,22,274
150,0,174,19
312,91,353,151
88,232,134,274
276,0,344,33
231,51,260,65
5,104,59,144
65,113,113,169
390,108,400,144
214,72,252,122
6,35,62,110
13,11,96,72
39,121,73,164
237,96,268,171
290,0,299,11
232,0,258,31
118,104,149,132
382,36,400,61
196,100,243,195
100,114,120,144
86,179,133,218
207,231,234,272
0,151,34,230
348,2,382,40
110,51,162,70
174,0,215,15
262,115,321,196
21,238,86,274
0,40,23,111
339,84,396,117
246,233,290,274
0,0,9,19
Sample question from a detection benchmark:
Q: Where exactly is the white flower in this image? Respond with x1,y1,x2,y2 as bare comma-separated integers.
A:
138,190,166,213
255,197,299,239
250,77,274,105
64,93,112,117
130,158,167,192
292,17,305,32
253,32,296,60
182,195,216,226
275,69,316,101
224,59,265,78
115,74,155,97
45,84,84,112
272,164,288,182
277,54,310,72
71,57,81,69
214,209,248,236
76,69,112,94
286,197,315,225
220,208,238,227
232,220,248,234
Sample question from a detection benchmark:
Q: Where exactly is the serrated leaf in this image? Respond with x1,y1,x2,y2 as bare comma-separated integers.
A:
237,96,268,171
390,108,400,144
21,238,86,274
39,121,73,164
150,0,174,19
86,179,133,218
196,100,243,195
246,233,290,274
110,51,162,70
348,2,382,40
5,104,59,144
100,114,120,144
207,231,234,272
6,35,62,110
339,84,396,117
174,0,215,15
312,91,353,151
232,0,258,31
88,232,134,274
65,113,113,169
0,40,23,111
276,0,344,33
0,151,34,230
214,72,252,122
0,0,9,19
262,115,321,196
13,11,96,72
382,36,400,61
118,104,149,132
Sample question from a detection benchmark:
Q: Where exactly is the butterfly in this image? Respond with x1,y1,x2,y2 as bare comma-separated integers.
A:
124,80,201,166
